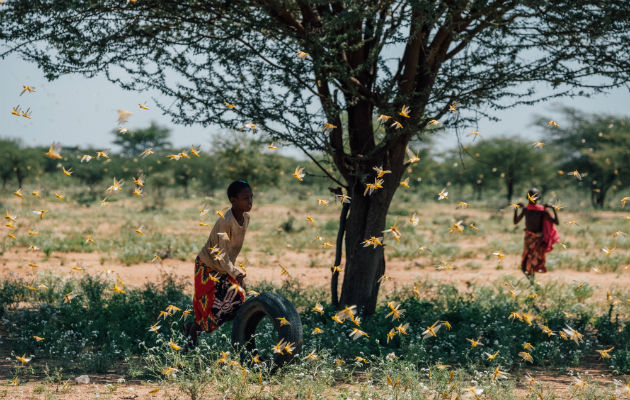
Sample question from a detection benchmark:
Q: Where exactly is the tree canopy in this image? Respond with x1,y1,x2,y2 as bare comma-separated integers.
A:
1,1,627,170
458,137,552,202
112,122,172,158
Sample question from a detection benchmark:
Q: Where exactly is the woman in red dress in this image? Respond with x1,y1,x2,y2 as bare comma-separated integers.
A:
514,188,560,282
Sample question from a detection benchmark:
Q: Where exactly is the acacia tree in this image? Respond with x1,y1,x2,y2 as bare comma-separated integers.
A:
456,138,552,202
0,139,21,189
112,122,172,158
537,108,630,208
0,139,41,189
441,154,490,201
1,1,628,314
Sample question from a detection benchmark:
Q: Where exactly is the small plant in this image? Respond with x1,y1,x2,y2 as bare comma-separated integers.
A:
43,365,69,393
279,215,297,233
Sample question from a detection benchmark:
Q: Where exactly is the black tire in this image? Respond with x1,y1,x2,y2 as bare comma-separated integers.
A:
231,292,303,370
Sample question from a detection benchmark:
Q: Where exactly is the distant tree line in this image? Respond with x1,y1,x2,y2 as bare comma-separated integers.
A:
414,109,629,208
0,122,304,205
0,109,628,208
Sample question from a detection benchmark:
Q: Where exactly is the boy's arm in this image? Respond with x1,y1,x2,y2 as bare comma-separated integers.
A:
544,204,559,225
216,223,246,279
205,220,240,278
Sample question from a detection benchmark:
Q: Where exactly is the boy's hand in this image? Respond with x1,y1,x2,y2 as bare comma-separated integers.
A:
236,274,247,292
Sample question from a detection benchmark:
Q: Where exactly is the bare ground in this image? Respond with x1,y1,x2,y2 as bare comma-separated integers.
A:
1,246,627,297
0,366,626,400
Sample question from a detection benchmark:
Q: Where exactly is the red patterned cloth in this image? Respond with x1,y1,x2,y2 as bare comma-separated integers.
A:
193,256,245,332
521,230,547,275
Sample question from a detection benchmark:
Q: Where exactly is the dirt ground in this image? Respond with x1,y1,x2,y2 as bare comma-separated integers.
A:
0,366,626,400
1,246,627,297
1,197,627,298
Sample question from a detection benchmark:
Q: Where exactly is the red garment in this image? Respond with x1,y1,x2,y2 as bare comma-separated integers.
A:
193,256,245,333
526,204,559,252
522,230,547,274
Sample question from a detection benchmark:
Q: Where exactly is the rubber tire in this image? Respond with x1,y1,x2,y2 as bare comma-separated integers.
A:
231,292,303,370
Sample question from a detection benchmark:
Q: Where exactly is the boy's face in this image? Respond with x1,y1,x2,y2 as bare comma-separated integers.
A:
230,188,253,213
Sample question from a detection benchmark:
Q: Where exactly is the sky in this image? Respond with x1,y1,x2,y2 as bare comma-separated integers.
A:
1,53,628,158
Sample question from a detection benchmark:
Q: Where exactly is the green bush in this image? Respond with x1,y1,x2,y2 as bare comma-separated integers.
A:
2,273,190,372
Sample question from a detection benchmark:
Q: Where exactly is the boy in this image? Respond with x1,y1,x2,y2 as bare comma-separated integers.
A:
185,180,253,348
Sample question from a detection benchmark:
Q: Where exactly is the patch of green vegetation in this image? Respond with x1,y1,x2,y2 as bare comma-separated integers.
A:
2,273,190,373
2,273,628,381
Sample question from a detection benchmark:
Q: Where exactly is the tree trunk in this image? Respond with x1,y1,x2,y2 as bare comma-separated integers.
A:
593,186,607,208
505,171,514,203
15,167,23,188
339,186,387,315
331,200,350,308
596,191,605,208
338,143,406,315
475,183,483,201
88,185,97,201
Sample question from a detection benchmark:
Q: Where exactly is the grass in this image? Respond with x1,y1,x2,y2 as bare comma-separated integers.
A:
548,251,627,273
2,185,628,278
